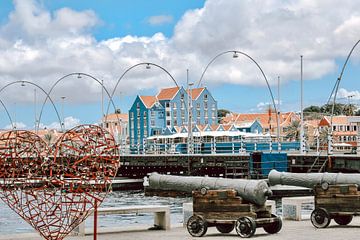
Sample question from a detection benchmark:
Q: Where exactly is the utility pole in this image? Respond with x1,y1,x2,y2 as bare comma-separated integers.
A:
300,55,306,154
277,76,281,152
34,89,37,133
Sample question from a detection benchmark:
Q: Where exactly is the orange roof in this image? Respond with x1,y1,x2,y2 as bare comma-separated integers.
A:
103,113,128,122
139,96,157,108
223,112,299,129
157,87,180,100
188,88,205,100
319,116,352,126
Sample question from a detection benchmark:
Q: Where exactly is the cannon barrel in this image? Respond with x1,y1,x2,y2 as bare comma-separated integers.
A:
148,173,272,205
268,169,360,188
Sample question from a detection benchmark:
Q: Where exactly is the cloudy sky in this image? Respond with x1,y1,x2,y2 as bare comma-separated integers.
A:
0,0,359,129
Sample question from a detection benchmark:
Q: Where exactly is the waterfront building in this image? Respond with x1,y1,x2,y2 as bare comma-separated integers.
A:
318,116,357,152
222,111,300,138
128,86,218,152
101,113,129,150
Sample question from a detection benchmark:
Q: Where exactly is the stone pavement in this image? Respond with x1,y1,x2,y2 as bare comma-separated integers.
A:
1,218,360,240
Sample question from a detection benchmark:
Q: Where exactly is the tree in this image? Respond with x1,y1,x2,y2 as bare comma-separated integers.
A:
44,132,53,145
217,109,230,120
284,120,301,141
303,105,321,113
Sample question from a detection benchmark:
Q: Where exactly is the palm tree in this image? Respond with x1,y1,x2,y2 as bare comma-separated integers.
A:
44,132,53,145
284,120,300,141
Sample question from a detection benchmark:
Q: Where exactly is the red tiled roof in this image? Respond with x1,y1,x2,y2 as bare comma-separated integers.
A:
157,87,180,100
223,112,299,129
139,96,157,108
319,116,350,126
103,113,128,122
188,88,205,100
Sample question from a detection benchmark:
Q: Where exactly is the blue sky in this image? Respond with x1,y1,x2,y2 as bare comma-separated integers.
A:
0,0,359,129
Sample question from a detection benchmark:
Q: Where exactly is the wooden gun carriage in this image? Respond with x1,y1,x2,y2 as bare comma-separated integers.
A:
186,189,282,238
311,183,360,228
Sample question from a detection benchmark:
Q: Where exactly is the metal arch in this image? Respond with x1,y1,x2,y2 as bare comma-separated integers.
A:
328,39,360,125
196,50,279,142
37,72,119,132
0,99,14,129
105,62,179,116
0,80,62,131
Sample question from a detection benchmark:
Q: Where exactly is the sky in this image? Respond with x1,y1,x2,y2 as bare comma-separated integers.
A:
0,0,359,129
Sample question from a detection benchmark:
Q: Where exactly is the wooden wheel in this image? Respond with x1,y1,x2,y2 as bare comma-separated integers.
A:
235,216,256,238
334,215,353,225
215,223,234,233
187,215,208,237
311,208,331,228
263,215,282,234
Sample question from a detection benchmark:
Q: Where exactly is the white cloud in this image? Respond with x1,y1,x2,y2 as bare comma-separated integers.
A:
147,15,173,26
337,88,360,100
256,100,281,111
39,116,80,130
0,0,359,108
4,122,27,130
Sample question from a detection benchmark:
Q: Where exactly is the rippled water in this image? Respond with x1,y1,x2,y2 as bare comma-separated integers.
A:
0,190,191,234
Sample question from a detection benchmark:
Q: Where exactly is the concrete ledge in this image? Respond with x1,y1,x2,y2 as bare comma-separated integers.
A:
74,205,171,236
282,196,314,221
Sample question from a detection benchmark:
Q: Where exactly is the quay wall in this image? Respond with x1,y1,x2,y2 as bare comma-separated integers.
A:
118,153,360,179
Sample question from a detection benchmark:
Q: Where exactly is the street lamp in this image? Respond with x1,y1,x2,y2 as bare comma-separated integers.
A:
197,50,280,148
37,73,118,132
327,39,360,155
61,96,66,129
0,80,62,131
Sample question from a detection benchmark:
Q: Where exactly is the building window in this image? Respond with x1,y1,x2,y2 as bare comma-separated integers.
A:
166,120,171,126
166,111,171,117
204,94,208,100
197,119,200,125
197,103,200,109
333,126,336,131
174,119,178,125
355,126,357,131
151,120,155,126
173,102,177,108
173,111,177,118
181,94,184,101
212,103,216,109
137,129,140,135
197,110,201,117
205,119,208,124
137,102,140,109
166,102,170,108
204,102,208,109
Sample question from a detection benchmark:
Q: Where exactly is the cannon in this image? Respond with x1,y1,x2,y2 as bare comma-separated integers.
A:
187,189,282,238
148,172,272,205
268,170,360,228
268,169,360,189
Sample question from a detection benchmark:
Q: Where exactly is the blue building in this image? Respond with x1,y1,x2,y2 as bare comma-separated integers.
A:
129,86,218,151
235,120,263,133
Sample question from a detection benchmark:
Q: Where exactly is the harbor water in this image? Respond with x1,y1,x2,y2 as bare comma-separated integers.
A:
0,190,191,234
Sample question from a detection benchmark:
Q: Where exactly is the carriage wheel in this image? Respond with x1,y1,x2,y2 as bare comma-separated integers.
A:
235,216,256,238
215,223,235,233
311,208,331,228
187,215,208,237
263,215,282,234
334,215,353,225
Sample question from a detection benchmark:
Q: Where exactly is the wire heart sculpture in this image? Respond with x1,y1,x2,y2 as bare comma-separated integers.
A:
0,124,119,240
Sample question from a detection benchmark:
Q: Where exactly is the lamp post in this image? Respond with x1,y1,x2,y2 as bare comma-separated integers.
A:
0,80,61,130
187,69,194,154
61,96,66,129
327,39,360,155
300,55,306,154
197,50,280,147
